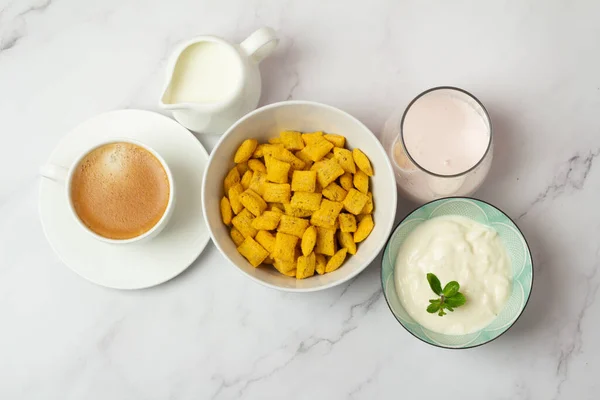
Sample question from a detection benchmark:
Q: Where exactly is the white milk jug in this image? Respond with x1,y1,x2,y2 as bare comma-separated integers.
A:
160,27,278,134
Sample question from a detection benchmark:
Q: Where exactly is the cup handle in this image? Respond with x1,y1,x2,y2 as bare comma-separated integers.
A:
240,27,279,63
40,164,68,183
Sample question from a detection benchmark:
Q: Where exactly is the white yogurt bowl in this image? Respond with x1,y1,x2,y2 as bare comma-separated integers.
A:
202,101,398,292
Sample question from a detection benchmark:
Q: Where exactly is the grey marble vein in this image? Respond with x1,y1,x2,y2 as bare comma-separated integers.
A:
209,344,299,400
96,318,125,352
17,0,52,17
297,325,357,355
331,276,359,305
518,148,600,220
0,31,20,51
343,288,383,325
552,246,600,400
348,362,383,399
282,38,299,101
0,0,53,53
208,289,382,399
286,70,299,100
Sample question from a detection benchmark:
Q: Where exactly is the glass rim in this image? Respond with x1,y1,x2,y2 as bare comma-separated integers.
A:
399,86,493,179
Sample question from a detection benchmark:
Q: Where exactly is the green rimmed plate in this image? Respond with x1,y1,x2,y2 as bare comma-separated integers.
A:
381,197,533,349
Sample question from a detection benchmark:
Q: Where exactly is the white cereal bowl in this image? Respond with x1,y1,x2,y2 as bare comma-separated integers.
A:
202,101,398,292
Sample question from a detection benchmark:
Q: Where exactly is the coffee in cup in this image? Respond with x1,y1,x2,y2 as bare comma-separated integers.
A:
70,142,171,240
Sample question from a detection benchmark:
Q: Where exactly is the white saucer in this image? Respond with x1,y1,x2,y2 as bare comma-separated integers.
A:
39,109,211,289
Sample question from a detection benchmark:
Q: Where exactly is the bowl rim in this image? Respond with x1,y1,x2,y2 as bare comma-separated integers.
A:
380,196,534,349
203,100,398,292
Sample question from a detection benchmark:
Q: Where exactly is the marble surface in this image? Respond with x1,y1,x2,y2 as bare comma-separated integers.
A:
1,0,599,398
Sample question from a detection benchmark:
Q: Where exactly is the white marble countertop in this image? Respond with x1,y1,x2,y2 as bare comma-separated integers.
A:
1,0,599,399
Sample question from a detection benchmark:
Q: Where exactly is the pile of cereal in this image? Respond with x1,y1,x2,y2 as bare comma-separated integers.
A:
220,130,374,279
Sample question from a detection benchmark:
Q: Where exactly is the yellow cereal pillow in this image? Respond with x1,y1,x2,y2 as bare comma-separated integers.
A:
248,170,267,195
291,170,317,193
339,172,354,191
273,232,299,261
304,138,334,162
220,197,233,225
325,248,347,272
230,227,245,247
333,148,356,174
354,170,369,194
301,226,317,256
234,139,258,163
273,258,296,274
354,214,374,243
228,183,245,214
248,159,267,173
338,213,357,232
315,254,327,275
251,211,282,231
315,159,345,188
240,170,253,190
237,236,269,267
280,131,305,151
223,167,240,194
265,156,291,184
290,192,322,212
343,189,370,215
239,189,267,217
361,192,374,214
315,227,336,256
283,203,313,218
322,183,347,202
255,230,276,253
311,199,343,229
278,215,309,238
338,231,357,255
323,134,345,148
262,183,291,204
231,209,258,238
352,148,374,176
301,131,324,145
296,252,316,279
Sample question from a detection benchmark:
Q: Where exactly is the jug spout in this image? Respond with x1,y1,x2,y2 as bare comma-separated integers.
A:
160,82,188,110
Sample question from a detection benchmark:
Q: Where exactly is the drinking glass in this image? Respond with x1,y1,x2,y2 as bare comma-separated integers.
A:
382,87,493,204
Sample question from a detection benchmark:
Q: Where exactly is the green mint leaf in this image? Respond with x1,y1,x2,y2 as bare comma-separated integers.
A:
427,302,441,313
445,293,466,307
425,274,467,316
427,273,443,296
443,281,460,298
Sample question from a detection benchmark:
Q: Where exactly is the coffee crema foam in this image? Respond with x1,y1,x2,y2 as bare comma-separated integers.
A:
70,142,170,240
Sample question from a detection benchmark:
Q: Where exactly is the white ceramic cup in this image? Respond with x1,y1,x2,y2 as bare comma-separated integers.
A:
40,139,176,244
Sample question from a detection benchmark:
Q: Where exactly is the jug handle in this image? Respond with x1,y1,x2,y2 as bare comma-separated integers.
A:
240,27,279,63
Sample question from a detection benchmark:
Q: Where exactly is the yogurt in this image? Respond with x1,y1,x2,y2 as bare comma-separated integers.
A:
394,215,512,335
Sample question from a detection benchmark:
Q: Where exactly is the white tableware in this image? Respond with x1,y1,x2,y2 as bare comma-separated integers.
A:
40,138,176,244
202,101,398,292
160,27,279,134
39,110,210,289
